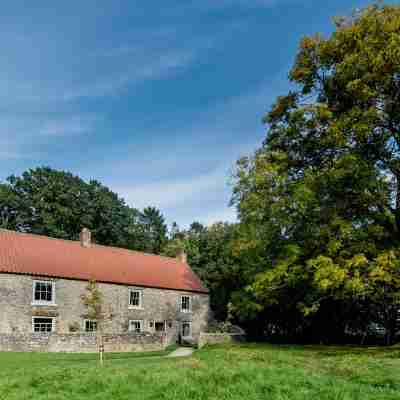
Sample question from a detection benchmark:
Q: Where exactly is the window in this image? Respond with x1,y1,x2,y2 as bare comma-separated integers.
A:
32,317,54,333
155,321,165,332
129,289,142,308
181,322,191,337
85,320,97,332
33,280,55,305
181,296,191,313
129,320,143,333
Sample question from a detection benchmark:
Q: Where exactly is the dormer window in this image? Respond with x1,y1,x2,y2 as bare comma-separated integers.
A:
32,280,55,305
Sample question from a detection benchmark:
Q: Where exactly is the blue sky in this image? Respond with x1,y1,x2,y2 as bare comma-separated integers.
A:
0,0,384,228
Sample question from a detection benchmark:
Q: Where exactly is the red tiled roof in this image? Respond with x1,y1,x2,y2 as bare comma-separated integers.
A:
0,229,208,293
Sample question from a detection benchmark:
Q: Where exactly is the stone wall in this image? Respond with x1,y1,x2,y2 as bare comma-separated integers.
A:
0,332,165,352
198,333,246,349
0,273,209,352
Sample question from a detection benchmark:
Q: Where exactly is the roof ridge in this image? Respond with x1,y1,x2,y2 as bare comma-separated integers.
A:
91,243,182,263
0,228,81,245
0,228,181,263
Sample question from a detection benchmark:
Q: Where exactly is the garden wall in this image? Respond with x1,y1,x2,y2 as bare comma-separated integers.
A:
0,332,165,353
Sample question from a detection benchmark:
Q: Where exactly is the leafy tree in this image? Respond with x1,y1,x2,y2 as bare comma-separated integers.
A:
81,280,113,365
163,222,247,321
3,167,94,238
231,3,400,344
0,167,146,251
0,184,19,229
136,207,168,254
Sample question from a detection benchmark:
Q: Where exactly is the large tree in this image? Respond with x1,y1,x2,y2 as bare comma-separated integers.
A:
231,3,400,344
163,222,248,321
136,207,168,255
0,167,153,252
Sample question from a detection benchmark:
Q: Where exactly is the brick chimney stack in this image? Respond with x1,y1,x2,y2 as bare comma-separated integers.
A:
80,228,91,248
176,248,187,263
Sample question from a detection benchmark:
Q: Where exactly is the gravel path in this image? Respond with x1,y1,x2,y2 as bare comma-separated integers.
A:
167,347,194,358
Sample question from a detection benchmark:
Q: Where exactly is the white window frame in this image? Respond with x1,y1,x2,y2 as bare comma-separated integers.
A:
32,316,55,333
128,320,143,333
32,280,56,306
128,289,143,309
84,319,98,333
180,295,191,313
181,321,192,338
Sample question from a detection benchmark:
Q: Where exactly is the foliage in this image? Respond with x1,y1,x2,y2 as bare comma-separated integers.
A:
205,320,244,334
163,222,249,321
81,280,114,364
80,280,106,322
0,344,399,399
0,166,168,254
135,206,168,254
231,3,400,344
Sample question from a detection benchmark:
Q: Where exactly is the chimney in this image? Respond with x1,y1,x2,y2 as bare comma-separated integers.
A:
176,247,187,263
80,228,91,248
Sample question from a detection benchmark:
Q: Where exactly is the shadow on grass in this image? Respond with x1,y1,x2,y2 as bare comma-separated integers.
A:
0,349,172,370
234,342,400,358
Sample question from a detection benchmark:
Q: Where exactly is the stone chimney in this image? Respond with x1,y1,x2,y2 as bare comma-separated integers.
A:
176,247,187,263
80,228,91,248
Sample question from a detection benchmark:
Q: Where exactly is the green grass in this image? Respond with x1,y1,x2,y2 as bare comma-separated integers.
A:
0,344,399,399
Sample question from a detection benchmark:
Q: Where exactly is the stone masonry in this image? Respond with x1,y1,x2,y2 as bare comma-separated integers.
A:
0,273,209,352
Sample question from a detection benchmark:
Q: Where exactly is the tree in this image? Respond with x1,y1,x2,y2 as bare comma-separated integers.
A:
163,222,247,321
0,166,146,251
136,207,168,254
0,184,18,229
81,280,113,365
231,3,400,344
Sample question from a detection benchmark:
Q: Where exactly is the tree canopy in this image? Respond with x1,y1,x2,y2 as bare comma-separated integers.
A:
231,3,400,344
0,167,167,255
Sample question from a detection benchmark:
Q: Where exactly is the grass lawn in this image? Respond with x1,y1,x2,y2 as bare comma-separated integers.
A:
0,344,399,399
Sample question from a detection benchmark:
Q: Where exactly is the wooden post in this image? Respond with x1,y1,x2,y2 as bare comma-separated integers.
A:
99,338,104,366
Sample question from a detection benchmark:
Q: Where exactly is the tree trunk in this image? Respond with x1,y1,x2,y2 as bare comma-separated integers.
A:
395,174,400,235
383,307,398,346
97,332,104,366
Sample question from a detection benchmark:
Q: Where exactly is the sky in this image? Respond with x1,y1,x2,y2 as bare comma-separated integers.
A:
0,0,385,228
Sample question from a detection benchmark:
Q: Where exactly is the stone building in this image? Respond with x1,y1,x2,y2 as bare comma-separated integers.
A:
0,229,209,352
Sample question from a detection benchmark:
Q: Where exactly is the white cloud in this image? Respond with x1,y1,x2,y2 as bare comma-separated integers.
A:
0,112,102,163
199,207,237,226
60,49,197,102
174,0,303,14
96,72,290,227
37,115,100,137
0,151,22,161
116,166,229,210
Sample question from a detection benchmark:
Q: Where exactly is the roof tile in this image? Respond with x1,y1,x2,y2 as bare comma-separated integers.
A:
0,229,208,293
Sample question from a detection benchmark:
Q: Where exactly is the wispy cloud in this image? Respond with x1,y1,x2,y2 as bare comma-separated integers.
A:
116,166,229,210
59,47,199,102
0,1,299,226
200,207,237,226
0,150,23,161
100,70,290,226
171,0,303,14
38,115,100,137
0,112,102,164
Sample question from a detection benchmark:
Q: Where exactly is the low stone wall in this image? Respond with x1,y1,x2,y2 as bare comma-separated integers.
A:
0,332,165,352
198,332,246,349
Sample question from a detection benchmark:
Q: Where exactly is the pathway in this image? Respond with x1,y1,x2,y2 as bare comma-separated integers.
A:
167,347,194,358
